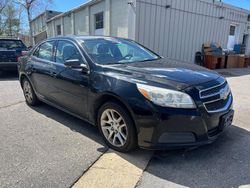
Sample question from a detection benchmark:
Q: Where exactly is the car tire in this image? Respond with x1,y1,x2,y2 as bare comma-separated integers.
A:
97,102,137,152
22,78,39,106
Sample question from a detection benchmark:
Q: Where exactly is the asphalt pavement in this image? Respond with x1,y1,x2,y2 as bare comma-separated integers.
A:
0,72,108,188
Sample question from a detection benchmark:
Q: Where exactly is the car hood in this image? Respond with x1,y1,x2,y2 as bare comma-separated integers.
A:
102,58,221,90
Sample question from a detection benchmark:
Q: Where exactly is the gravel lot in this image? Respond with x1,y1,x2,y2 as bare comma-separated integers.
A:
0,69,249,188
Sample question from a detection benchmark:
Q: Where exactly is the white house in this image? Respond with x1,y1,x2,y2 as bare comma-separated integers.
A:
30,10,62,44
46,0,250,63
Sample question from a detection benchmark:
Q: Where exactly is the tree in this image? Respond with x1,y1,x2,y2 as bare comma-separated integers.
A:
6,5,20,36
0,0,8,14
0,2,20,36
0,0,8,35
14,0,52,46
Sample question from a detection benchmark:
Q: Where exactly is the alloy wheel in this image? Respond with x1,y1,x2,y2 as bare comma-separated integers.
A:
23,81,33,103
100,109,128,147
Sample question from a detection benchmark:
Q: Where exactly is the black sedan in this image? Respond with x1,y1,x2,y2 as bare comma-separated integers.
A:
18,36,234,152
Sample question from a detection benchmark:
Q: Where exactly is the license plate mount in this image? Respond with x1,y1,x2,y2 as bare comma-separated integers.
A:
219,110,234,130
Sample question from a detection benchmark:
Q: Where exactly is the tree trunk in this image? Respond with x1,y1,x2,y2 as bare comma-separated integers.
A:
27,8,33,46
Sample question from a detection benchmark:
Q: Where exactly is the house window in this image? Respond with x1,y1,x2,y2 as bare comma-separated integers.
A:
229,25,236,36
56,25,62,35
95,12,104,30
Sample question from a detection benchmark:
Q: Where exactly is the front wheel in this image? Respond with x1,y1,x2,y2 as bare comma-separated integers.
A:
97,102,137,152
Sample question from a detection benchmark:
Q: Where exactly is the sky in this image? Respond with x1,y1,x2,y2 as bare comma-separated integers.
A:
223,0,250,10
50,0,88,12
48,0,250,13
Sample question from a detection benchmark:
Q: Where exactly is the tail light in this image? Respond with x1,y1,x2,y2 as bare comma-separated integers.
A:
17,56,21,62
17,51,28,63
21,51,28,56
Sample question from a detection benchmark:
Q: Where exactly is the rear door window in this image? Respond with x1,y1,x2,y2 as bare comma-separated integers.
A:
0,40,26,50
34,41,54,61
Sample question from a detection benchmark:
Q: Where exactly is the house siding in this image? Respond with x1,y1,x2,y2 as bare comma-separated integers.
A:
44,0,250,63
135,0,250,63
110,0,129,37
74,8,90,35
47,0,130,38
30,10,61,44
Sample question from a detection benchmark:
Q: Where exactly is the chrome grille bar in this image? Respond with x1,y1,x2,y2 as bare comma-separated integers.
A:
199,81,232,113
199,81,226,99
203,95,233,113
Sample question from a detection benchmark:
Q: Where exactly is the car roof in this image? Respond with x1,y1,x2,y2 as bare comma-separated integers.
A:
0,38,22,41
48,35,126,41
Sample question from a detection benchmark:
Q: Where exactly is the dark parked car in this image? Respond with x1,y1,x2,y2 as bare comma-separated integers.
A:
0,38,27,72
18,36,234,152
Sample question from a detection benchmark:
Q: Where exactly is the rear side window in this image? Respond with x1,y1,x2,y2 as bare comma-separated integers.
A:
33,41,54,61
0,40,26,49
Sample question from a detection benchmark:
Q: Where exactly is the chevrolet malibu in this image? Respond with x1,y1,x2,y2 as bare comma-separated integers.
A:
18,36,234,152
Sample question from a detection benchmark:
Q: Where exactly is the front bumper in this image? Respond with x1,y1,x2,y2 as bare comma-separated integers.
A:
0,62,18,71
133,101,233,150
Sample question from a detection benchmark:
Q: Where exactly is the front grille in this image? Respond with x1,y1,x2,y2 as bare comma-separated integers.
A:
204,95,232,112
200,82,227,99
199,81,232,113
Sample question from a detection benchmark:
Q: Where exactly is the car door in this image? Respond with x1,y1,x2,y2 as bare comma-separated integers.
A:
28,41,55,98
49,40,89,119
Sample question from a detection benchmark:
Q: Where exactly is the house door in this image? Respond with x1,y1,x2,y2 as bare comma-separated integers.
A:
243,34,249,54
227,25,238,50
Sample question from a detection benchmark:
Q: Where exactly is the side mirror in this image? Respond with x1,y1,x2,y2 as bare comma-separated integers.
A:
65,59,81,67
64,59,89,73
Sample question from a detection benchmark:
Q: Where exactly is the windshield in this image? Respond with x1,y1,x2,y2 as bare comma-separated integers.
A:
81,38,160,65
0,40,26,49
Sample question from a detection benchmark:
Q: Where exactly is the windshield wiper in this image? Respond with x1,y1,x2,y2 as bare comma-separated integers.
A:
106,62,125,65
137,58,159,63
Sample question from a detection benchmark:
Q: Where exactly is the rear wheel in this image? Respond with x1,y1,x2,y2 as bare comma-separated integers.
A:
22,78,39,106
98,102,137,152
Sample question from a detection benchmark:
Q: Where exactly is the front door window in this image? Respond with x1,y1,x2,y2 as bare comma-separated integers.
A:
55,40,83,64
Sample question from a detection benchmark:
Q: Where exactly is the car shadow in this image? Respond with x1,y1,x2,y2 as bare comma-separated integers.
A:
29,103,107,152
28,103,249,187
0,71,19,81
143,125,250,188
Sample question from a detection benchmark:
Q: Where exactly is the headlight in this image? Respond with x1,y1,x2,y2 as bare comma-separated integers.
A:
136,83,196,109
